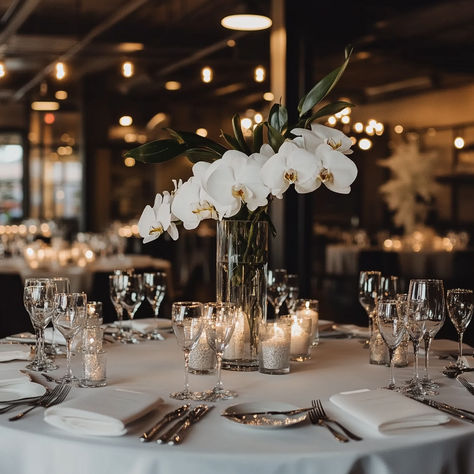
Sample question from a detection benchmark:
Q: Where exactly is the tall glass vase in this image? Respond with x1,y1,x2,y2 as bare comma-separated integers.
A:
216,219,268,371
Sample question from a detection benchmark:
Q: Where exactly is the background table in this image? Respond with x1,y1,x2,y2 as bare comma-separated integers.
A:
0,335,473,474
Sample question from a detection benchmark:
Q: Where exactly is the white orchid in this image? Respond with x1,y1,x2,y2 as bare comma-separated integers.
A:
138,191,179,243
292,123,353,155
202,150,270,216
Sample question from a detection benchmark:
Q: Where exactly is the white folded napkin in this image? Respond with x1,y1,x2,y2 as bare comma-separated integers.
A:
331,324,369,338
0,345,31,362
113,318,171,333
329,389,450,434
44,386,162,436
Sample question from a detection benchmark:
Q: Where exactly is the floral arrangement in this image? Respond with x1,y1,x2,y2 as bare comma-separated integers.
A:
124,47,358,243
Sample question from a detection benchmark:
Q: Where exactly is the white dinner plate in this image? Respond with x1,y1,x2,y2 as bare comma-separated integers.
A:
0,381,46,402
222,402,307,429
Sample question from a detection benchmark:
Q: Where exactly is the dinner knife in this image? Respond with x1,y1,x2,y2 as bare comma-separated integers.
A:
408,396,474,423
221,406,312,419
168,405,213,445
139,405,190,442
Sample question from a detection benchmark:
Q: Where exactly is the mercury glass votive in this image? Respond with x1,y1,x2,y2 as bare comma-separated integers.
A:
80,350,107,387
188,329,216,375
295,299,319,347
287,314,312,361
258,319,291,375
86,301,103,320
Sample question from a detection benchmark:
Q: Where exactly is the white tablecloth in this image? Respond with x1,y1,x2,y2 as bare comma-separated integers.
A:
0,337,473,474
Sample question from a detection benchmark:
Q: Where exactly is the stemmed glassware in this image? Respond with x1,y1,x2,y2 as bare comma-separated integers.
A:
380,275,399,298
359,271,381,341
446,289,473,369
53,292,87,384
376,299,406,390
143,271,167,339
23,282,55,372
170,301,203,400
49,277,71,355
267,269,288,318
119,273,145,344
201,302,237,401
109,272,127,341
286,274,299,314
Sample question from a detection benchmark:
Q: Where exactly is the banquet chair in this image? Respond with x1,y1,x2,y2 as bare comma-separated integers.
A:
0,273,34,338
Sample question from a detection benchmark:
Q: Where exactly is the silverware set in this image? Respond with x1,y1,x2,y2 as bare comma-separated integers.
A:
140,405,212,445
457,376,474,396
407,394,474,423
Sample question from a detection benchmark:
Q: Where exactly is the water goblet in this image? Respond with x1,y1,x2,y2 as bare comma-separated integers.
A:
119,273,145,344
23,283,55,372
143,271,167,340
267,269,288,318
49,277,71,356
109,272,127,341
447,289,473,369
376,299,406,390
380,275,399,298
170,301,204,400
53,292,87,384
286,274,299,314
201,302,237,401
359,271,381,343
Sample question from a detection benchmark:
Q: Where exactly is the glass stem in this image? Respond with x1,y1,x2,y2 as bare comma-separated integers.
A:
37,326,45,364
458,332,464,365
423,334,432,381
215,353,223,392
368,311,374,338
183,351,190,394
388,347,395,388
65,338,73,378
413,339,420,381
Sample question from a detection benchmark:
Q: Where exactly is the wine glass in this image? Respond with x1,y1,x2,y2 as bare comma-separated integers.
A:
23,283,55,372
202,302,237,401
286,274,299,314
447,289,473,369
267,269,288,318
358,271,381,342
410,279,445,394
53,292,87,384
170,301,203,400
120,273,145,344
143,271,167,339
376,299,406,389
380,275,399,298
49,277,71,355
109,272,127,341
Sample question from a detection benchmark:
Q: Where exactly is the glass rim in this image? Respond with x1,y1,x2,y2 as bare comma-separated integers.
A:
172,301,203,307
447,288,473,294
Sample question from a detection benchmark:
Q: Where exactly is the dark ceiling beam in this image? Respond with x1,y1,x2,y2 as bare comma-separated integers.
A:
12,0,152,101
0,0,41,46
1,0,23,25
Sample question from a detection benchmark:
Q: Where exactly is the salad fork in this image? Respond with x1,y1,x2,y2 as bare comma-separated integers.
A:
307,407,349,443
312,400,362,441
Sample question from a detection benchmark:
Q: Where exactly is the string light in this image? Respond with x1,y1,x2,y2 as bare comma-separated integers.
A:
124,157,136,167
454,137,465,149
241,118,252,129
55,90,68,100
122,61,134,78
119,115,133,127
196,128,208,137
0,61,6,78
341,115,350,124
165,81,181,90
254,113,263,124
55,62,66,80
221,14,272,31
254,66,265,82
358,138,372,150
354,122,363,133
201,66,213,83
327,116,336,126
394,125,404,134
263,92,274,101
226,39,236,47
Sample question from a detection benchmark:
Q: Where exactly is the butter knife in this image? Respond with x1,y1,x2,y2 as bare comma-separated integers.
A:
140,405,189,442
168,405,212,445
221,406,312,419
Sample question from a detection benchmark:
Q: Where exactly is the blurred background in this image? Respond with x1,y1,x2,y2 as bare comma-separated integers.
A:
1,0,473,338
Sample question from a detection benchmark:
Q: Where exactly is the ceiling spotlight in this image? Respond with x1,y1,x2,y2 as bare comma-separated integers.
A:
454,137,465,149
201,67,213,83
359,138,372,150
0,61,6,78
394,124,404,134
55,90,68,100
165,81,181,90
221,14,272,31
196,128,208,137
119,115,133,127
122,61,134,78
31,101,60,111
263,91,274,101
55,62,66,80
254,66,265,82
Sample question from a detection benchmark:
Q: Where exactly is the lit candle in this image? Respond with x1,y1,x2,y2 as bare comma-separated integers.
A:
189,330,216,373
290,315,312,359
259,321,291,373
82,351,107,386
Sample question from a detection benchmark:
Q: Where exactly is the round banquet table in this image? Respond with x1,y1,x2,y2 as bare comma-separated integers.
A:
0,334,473,474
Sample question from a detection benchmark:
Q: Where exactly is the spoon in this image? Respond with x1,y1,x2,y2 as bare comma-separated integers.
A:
442,366,474,378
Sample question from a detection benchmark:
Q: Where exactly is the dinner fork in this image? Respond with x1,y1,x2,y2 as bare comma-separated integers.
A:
457,376,474,396
312,400,362,441
307,407,349,442
8,383,71,421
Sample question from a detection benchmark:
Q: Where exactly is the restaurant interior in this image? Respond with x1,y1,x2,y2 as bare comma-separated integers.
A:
0,1,473,472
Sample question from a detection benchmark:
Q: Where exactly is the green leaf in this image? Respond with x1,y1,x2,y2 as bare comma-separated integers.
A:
304,101,354,127
221,131,241,150
232,114,251,154
185,148,220,163
266,123,285,153
166,129,227,155
298,46,353,117
252,122,264,153
123,139,189,163
268,104,288,133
